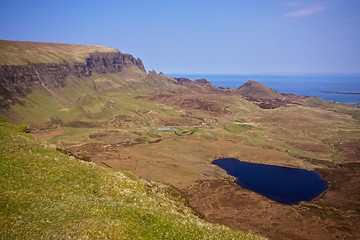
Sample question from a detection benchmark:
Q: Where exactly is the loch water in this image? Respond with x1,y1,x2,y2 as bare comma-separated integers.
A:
212,158,328,205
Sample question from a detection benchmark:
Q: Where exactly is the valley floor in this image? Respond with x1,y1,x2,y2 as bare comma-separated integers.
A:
31,93,360,240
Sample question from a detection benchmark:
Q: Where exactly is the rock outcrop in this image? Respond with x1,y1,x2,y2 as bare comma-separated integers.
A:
0,47,145,109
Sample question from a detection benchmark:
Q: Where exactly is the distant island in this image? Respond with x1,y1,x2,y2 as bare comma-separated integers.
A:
322,91,360,95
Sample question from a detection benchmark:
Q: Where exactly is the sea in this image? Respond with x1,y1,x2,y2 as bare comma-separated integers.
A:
168,73,360,103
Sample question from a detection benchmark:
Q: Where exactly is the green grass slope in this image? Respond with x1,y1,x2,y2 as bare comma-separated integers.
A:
1,70,189,127
0,40,118,65
0,41,191,127
0,121,263,240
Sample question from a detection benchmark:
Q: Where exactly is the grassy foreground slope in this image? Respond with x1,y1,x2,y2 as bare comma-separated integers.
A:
0,121,263,240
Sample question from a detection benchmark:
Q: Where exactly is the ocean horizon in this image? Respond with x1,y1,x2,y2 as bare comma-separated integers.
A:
168,73,360,103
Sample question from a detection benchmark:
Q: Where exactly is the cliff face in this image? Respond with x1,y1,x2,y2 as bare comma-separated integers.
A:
0,51,145,108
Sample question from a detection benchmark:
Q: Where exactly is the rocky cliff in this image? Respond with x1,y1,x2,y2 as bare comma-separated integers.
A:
0,41,145,108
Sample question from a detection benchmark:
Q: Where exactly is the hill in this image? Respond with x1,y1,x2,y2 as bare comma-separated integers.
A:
236,80,308,109
0,40,147,110
0,120,263,239
1,40,360,240
0,41,190,126
237,80,284,100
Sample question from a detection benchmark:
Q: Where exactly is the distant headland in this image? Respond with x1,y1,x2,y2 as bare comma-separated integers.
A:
322,91,360,95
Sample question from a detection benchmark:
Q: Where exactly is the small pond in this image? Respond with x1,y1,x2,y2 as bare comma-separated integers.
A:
212,158,328,205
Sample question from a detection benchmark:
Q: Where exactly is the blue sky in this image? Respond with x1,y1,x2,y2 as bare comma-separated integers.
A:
0,0,359,74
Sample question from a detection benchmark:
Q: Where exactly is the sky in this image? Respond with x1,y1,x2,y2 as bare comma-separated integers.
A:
0,0,359,74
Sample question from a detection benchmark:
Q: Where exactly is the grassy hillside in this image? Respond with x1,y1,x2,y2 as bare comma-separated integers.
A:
1,67,190,127
0,120,263,239
0,41,192,127
0,40,118,65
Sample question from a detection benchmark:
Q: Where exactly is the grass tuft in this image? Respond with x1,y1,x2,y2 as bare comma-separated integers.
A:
224,124,253,134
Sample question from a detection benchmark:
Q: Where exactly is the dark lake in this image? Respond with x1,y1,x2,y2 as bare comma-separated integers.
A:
212,158,328,205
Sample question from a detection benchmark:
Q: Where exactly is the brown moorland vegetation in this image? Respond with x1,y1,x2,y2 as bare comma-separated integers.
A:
1,40,360,240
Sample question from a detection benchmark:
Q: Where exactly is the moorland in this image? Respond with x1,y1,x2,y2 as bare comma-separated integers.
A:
1,40,359,240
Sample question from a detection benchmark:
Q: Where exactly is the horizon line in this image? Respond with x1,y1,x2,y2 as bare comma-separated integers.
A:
165,72,360,76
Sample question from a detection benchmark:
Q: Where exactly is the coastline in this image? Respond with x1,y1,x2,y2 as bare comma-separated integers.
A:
168,73,360,103
322,91,360,95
